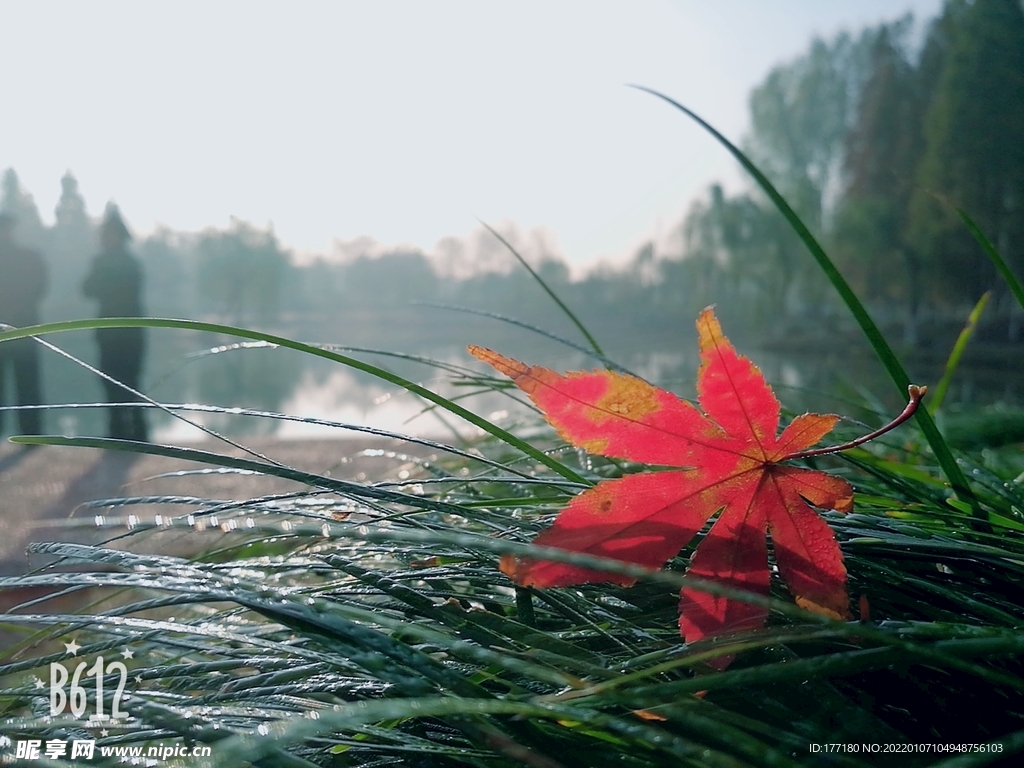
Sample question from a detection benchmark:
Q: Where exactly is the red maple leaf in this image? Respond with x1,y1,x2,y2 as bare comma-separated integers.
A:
470,307,923,654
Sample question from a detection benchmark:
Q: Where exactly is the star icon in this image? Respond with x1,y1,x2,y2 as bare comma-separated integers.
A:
34,678,45,689
64,639,81,656
121,647,134,660
100,729,109,737
135,675,143,684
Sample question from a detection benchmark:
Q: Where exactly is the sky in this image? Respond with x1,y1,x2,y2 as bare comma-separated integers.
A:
1,0,943,269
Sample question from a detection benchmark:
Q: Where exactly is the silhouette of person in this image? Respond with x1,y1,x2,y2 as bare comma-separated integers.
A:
0,212,47,435
83,204,148,441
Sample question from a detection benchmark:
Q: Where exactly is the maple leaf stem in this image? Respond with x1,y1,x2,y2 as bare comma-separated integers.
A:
783,385,927,461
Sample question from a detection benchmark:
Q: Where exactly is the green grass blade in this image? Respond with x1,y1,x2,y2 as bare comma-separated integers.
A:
0,317,589,485
31,512,1024,685
930,291,991,414
188,339,477,378
7,434,506,517
632,85,983,524
420,302,638,375
18,400,543,481
478,218,606,357
957,209,1024,312
195,696,740,768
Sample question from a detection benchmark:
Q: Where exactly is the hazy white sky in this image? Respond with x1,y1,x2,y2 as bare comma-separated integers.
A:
1,0,942,267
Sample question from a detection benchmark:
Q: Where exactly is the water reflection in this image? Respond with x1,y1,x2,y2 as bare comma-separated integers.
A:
276,369,449,439
14,328,1024,443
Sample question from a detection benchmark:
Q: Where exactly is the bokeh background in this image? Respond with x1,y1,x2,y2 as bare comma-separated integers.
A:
2,0,1021,441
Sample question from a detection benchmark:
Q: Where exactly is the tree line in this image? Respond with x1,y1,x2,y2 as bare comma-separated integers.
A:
3,0,1021,356
674,0,1024,346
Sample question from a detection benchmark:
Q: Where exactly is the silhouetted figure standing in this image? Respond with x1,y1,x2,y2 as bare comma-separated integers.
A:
83,204,148,441
0,212,47,435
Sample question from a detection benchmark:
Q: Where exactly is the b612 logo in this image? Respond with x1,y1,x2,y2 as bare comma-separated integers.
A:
50,656,130,721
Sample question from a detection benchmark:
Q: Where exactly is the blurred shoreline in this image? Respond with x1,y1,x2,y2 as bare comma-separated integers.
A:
0,436,434,579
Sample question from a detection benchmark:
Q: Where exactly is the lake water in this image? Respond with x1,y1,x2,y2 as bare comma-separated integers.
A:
9,323,1023,444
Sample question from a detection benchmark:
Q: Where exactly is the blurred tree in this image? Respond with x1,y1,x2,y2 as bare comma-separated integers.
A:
835,17,925,341
702,185,822,327
138,228,191,317
297,258,346,316
671,192,733,315
746,29,880,233
342,250,438,307
908,0,1024,336
536,256,570,287
676,28,885,326
196,219,291,324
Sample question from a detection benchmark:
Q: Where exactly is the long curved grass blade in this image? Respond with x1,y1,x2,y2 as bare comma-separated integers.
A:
631,85,983,525
420,302,639,376
958,209,1024,312
0,317,588,485
478,218,606,357
24,513,1024,687
8,327,285,469
193,696,737,768
930,291,991,414
7,434,494,517
188,339,478,379
7,401,549,482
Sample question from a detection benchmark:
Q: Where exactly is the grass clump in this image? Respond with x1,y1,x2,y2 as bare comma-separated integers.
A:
1,395,1023,768
2,100,1024,767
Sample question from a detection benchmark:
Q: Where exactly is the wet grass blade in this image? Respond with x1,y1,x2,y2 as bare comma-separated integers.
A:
17,400,549,482
930,291,990,414
7,434,499,517
958,209,1024,312
0,317,588,485
420,302,639,376
478,218,606,357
